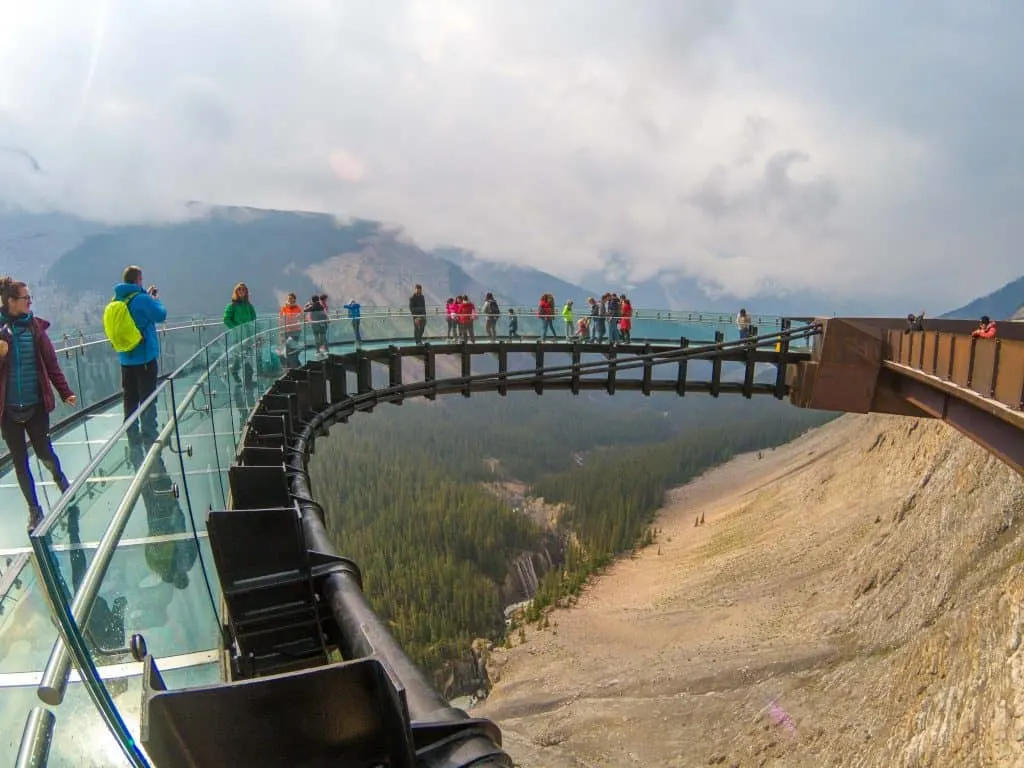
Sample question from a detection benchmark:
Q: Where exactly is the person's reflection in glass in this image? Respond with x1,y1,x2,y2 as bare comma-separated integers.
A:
65,502,129,651
138,454,198,592
231,351,259,425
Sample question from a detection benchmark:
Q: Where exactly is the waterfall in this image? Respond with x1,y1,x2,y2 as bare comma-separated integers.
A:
513,553,540,598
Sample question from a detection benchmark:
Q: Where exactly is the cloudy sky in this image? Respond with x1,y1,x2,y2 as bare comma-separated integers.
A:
0,1,1021,309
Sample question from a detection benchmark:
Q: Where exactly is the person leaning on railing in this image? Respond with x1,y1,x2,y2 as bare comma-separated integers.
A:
971,315,997,339
904,311,925,333
0,276,77,530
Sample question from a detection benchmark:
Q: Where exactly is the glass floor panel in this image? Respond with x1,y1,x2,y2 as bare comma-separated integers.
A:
0,661,220,766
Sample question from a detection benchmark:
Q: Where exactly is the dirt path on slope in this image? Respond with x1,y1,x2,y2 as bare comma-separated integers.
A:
474,415,907,767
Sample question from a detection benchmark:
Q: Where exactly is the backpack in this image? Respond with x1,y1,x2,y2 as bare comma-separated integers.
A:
485,298,499,317
103,292,143,352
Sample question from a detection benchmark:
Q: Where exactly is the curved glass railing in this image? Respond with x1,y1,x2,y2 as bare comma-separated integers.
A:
5,308,807,765
2,306,794,471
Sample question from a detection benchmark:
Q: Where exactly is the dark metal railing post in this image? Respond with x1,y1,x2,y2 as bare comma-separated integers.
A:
991,339,1001,398
676,337,689,396
774,319,791,399
946,334,956,381
966,337,977,388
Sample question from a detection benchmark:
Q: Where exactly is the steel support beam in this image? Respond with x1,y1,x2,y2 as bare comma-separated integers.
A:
884,366,1023,475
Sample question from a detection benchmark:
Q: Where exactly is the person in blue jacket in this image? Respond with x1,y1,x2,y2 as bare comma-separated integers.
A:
113,265,167,447
343,298,362,343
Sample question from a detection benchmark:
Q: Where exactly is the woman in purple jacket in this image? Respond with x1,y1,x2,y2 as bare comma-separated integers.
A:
0,276,77,530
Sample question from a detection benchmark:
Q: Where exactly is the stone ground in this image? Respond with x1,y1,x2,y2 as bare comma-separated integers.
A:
475,413,1024,767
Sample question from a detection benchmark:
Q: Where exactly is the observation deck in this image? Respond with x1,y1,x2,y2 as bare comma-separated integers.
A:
0,306,1018,765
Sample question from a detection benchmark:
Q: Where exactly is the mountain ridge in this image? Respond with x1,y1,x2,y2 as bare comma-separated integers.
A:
940,273,1024,320
0,203,1016,328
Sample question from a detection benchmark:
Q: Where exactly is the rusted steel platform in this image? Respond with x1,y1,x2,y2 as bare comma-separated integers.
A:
790,318,1024,474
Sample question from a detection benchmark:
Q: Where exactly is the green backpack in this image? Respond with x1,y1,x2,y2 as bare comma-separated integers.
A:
103,292,143,353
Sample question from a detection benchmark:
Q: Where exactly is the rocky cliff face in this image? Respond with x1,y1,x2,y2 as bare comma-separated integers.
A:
474,413,1024,767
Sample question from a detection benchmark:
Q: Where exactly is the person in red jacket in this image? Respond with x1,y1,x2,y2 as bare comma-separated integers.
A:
971,315,997,339
459,295,477,342
0,276,77,530
538,293,557,340
619,296,633,343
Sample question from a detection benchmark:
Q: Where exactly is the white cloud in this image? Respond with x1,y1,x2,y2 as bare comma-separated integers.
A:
0,0,1021,309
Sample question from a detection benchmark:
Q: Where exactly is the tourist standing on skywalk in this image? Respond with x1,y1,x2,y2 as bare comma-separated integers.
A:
562,300,574,338
736,308,751,339
507,308,519,339
278,293,303,368
343,298,362,344
593,296,607,342
409,284,427,344
224,282,258,381
110,266,167,449
606,294,621,343
445,297,457,339
538,293,557,340
458,295,477,342
0,276,77,530
303,293,329,357
619,296,633,343
483,293,500,341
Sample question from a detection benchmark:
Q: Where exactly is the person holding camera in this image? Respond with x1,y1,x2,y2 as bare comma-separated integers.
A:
112,265,167,447
0,276,77,529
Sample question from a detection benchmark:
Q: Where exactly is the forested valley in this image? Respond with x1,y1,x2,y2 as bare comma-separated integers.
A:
308,391,836,686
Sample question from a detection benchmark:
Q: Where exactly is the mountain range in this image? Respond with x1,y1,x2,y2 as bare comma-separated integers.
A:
1,204,1019,331
940,274,1024,321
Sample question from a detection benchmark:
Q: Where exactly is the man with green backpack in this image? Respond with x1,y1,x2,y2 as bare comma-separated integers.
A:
104,265,167,447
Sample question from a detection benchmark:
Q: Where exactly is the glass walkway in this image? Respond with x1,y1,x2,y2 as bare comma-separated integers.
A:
0,307,797,765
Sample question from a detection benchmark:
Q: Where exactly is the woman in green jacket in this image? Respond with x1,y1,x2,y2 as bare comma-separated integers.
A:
223,282,258,383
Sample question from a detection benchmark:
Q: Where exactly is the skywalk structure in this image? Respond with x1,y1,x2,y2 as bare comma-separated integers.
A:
0,307,1019,766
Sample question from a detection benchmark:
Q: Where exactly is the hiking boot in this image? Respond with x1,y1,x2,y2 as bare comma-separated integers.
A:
56,474,70,494
27,506,44,532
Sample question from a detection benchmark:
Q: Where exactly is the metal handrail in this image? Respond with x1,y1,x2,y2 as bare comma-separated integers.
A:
46,306,796,354
32,323,293,704
30,323,234,539
32,316,333,704
52,317,225,355
2,308,797,467
15,708,54,768
36,360,220,705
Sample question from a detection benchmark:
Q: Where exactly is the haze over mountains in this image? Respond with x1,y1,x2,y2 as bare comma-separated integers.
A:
1,204,1020,330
